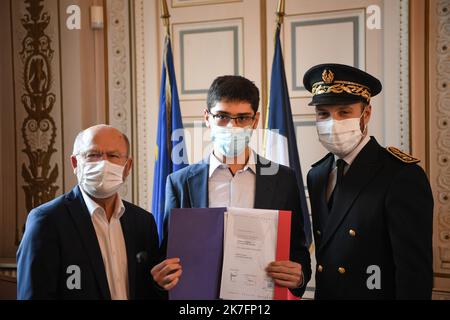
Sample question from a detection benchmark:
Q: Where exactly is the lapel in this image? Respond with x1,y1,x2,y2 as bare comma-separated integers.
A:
65,186,111,300
310,154,334,230
254,155,277,209
120,205,136,300
187,161,209,208
318,138,384,253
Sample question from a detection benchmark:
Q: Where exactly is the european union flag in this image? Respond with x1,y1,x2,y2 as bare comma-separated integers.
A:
264,24,312,247
152,36,188,243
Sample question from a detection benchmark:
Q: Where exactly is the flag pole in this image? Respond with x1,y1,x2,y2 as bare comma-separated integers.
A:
264,0,285,155
160,0,171,36
263,0,313,248
276,0,285,25
154,0,189,242
160,0,173,157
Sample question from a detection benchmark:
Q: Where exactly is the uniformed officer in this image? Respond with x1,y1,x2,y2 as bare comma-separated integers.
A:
303,63,433,300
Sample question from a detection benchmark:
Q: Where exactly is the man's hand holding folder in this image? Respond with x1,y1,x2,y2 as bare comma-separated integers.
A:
151,258,183,290
266,260,304,289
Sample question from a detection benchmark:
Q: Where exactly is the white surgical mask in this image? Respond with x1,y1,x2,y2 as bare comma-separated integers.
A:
210,125,253,158
316,111,367,158
76,160,126,199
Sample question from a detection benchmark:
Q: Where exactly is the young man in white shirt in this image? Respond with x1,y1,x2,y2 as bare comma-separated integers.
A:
152,75,312,298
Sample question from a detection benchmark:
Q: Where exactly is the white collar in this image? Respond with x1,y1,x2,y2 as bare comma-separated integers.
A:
79,186,125,220
335,134,371,166
209,149,257,178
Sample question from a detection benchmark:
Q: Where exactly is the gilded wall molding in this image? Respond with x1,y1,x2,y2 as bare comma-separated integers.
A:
107,0,133,201
435,0,450,273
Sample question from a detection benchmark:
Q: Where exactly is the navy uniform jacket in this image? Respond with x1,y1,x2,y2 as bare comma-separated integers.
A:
161,154,312,297
307,137,433,300
17,186,166,300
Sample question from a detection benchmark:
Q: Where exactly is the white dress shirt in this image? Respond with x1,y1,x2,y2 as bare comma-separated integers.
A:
326,134,371,201
80,187,129,300
208,150,256,208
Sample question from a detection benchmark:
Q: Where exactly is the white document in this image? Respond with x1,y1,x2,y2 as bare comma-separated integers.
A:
219,207,279,300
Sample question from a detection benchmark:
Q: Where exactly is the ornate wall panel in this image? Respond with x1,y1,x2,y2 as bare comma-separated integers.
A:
432,0,450,289
106,0,134,202
382,0,410,152
133,0,147,208
0,0,17,258
11,0,64,242
398,0,410,151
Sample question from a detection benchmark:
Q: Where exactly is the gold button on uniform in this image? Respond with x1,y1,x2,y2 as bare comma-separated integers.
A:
317,230,321,236
317,265,323,273
338,267,346,274
349,229,356,237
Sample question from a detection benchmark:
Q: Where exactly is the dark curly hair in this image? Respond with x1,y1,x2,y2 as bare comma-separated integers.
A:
206,75,260,113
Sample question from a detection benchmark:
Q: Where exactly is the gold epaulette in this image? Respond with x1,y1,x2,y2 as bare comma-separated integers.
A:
386,146,420,164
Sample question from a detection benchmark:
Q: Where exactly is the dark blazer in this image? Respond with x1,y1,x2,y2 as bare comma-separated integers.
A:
17,186,166,300
307,137,433,300
161,154,312,297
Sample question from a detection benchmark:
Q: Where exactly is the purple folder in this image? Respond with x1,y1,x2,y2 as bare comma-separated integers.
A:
167,208,226,300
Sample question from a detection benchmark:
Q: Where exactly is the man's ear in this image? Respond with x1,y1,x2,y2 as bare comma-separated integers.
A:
364,105,372,123
204,109,211,128
360,104,372,133
123,158,133,180
70,155,78,175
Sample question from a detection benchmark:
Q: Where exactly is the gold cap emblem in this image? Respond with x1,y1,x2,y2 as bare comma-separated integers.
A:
322,69,334,84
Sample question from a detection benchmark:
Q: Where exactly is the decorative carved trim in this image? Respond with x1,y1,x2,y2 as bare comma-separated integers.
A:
19,0,59,228
399,0,410,151
133,0,150,209
435,0,450,272
0,269,17,278
107,0,133,201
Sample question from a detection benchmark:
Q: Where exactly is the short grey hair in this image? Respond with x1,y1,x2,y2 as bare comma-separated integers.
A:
72,125,131,158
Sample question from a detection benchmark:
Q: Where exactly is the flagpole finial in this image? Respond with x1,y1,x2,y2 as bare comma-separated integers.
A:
276,0,285,25
160,0,171,35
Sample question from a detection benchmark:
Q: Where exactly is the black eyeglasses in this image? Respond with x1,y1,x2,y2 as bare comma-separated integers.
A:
207,110,256,127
